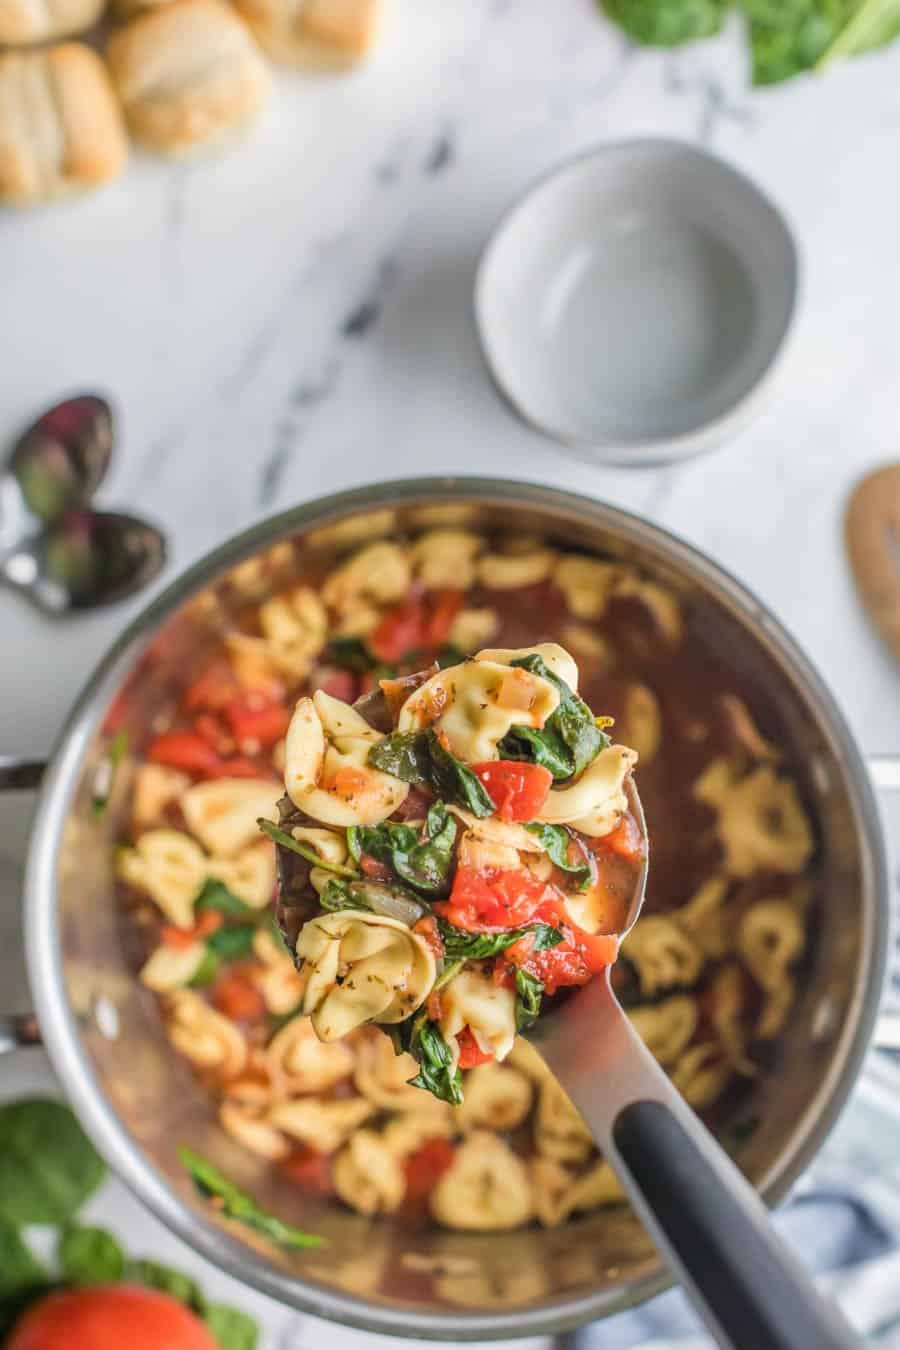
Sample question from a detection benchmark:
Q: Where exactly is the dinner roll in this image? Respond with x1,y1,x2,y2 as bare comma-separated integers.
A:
0,44,128,206
236,0,382,69
0,0,105,43
106,0,269,156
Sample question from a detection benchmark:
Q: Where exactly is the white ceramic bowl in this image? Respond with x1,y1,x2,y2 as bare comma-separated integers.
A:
475,139,799,466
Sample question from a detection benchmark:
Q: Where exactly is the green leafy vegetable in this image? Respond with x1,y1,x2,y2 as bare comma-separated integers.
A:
189,948,220,988
742,0,900,83
317,877,427,924
0,1099,106,1225
500,656,608,780
600,0,729,44
318,877,364,911
203,1303,260,1350
195,878,254,917
525,823,593,890
257,819,359,878
324,635,375,672
348,802,457,895
437,920,564,960
369,729,495,817
206,925,256,962
515,969,545,1031
402,1018,464,1105
125,1258,204,1308
58,1225,125,1285
0,1216,46,1298
437,643,467,668
91,729,129,820
179,1148,324,1250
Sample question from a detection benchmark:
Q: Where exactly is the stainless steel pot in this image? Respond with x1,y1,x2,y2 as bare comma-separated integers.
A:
3,478,892,1340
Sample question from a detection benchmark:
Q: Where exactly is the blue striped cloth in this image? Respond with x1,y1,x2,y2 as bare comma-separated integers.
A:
573,1053,900,1348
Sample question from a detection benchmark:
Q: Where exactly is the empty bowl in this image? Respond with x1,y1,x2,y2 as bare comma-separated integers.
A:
474,139,799,466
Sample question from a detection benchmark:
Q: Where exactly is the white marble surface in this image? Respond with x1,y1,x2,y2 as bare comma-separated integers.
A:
3,1,900,1345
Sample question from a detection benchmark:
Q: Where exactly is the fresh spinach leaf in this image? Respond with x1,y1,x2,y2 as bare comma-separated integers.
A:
437,920,564,960
0,1217,45,1298
515,969,544,1031
206,925,256,962
124,1258,204,1308
743,0,900,83
368,730,494,817
195,878,254,918
58,1225,125,1285
179,1148,324,1250
258,819,359,878
501,655,609,780
324,635,375,672
203,1302,260,1350
393,803,457,893
403,1018,464,1105
821,0,900,63
600,0,730,45
525,823,593,890
0,1099,106,1225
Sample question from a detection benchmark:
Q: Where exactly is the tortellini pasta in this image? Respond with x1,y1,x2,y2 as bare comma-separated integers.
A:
535,1076,593,1165
670,1042,731,1111
737,900,805,996
333,1130,406,1216
539,744,638,836
439,969,517,1066
622,915,705,997
265,1014,354,1093
297,912,436,1040
285,690,409,826
132,764,189,828
628,995,698,1068
397,657,559,763
695,760,814,877
259,585,329,680
181,778,282,857
453,1062,533,1132
477,549,556,590
531,1157,624,1227
139,939,207,992
165,991,247,1079
210,841,275,908
411,529,483,591
220,1088,291,1161
117,828,207,928
321,541,411,612
251,928,305,1015
476,642,579,693
449,608,499,651
553,555,624,620
269,1097,374,1153
430,1132,533,1231
353,1029,446,1114
620,683,662,764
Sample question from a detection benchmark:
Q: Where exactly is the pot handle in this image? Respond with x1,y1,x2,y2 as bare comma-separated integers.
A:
0,756,46,1053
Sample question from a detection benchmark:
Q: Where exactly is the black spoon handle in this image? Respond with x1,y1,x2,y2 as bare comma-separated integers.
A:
530,975,860,1350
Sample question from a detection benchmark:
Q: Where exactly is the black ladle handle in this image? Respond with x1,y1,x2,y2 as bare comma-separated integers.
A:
530,975,860,1350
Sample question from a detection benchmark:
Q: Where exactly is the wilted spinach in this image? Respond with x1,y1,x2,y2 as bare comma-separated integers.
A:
179,1148,324,1250
437,920,564,960
257,819,359,878
515,969,545,1031
368,729,494,817
394,1016,463,1105
195,878,255,917
348,802,457,894
525,823,593,890
499,655,609,780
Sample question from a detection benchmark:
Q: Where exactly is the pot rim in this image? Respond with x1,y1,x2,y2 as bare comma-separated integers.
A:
24,476,889,1340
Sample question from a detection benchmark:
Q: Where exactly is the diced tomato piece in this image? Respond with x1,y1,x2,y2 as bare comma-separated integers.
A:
184,661,238,712
456,1026,494,1069
360,853,393,881
161,909,223,947
224,693,290,751
491,957,516,990
471,761,552,822
212,971,266,1022
507,917,618,996
422,590,463,647
598,812,645,863
369,597,424,663
412,915,445,962
214,756,270,779
193,713,230,752
332,765,370,799
281,1148,335,1196
426,989,443,1022
315,667,357,703
148,731,221,777
403,1138,456,1205
435,864,557,931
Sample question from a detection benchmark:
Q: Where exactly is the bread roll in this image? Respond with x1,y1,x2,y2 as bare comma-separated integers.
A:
236,0,382,69
0,44,128,206
0,0,106,45
106,0,269,156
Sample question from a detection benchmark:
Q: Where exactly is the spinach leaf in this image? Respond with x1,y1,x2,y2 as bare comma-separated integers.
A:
743,0,900,83
318,877,365,912
179,1148,324,1250
124,1258,204,1308
347,821,417,864
189,948,220,988
206,925,256,962
403,1018,464,1105
258,819,359,878
437,920,564,960
525,823,593,890
91,729,129,820
393,803,457,893
0,1217,45,1298
0,1099,105,1225
203,1303,260,1350
58,1225,125,1285
318,877,427,923
437,643,467,668
324,635,375,672
195,878,254,917
515,969,544,1031
368,729,495,817
501,655,609,780
600,0,730,45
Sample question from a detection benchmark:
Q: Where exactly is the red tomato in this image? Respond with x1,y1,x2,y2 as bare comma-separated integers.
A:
281,1147,334,1196
192,713,230,752
314,666,357,703
404,1137,456,1204
598,812,645,863
213,971,266,1022
360,853,393,881
161,910,222,948
224,693,290,751
7,1287,217,1350
184,662,238,712
507,921,618,996
456,1027,494,1069
435,865,556,931
369,597,424,663
422,589,463,646
148,731,221,777
412,914,445,962
471,761,552,822
215,756,271,779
